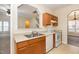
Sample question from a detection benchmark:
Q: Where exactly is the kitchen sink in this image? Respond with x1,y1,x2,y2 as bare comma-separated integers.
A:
24,35,33,38
24,33,43,38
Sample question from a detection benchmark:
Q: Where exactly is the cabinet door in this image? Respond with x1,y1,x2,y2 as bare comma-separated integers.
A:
32,42,42,54
33,37,46,54
53,33,56,48
39,40,46,54
17,46,34,54
17,43,40,54
43,13,51,26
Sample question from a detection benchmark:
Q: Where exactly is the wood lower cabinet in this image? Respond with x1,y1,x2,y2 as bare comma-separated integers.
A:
16,36,46,54
53,32,62,48
53,33,56,48
17,45,33,54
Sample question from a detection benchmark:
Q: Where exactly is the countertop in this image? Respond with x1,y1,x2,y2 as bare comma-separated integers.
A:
14,31,61,43
14,34,45,43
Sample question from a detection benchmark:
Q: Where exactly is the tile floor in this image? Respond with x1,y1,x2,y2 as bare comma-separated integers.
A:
0,36,10,54
68,35,79,47
48,44,79,54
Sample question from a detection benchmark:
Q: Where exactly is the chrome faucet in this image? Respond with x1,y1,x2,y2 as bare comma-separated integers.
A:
32,31,38,37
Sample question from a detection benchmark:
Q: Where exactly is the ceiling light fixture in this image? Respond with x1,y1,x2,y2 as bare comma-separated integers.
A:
74,12,77,20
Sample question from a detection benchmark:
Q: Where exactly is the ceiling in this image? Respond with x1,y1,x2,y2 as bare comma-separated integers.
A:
37,4,70,10
18,4,70,15
18,4,71,18
18,4,36,17
68,10,79,20
0,4,10,10
0,4,10,18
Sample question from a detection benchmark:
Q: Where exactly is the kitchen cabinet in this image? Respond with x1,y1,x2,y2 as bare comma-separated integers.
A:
16,36,46,54
43,13,58,26
51,15,58,26
53,33,56,48
43,13,51,26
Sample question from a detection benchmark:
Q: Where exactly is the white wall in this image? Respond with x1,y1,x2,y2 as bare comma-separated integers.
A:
11,4,18,53
54,5,79,44
12,4,56,34
30,4,56,28
11,4,18,33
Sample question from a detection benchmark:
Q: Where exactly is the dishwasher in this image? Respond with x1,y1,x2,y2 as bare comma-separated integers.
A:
46,34,53,52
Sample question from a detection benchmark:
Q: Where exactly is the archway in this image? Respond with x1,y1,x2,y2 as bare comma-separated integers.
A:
67,9,79,47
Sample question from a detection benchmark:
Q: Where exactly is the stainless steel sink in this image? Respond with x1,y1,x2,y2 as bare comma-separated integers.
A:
24,33,43,38
24,34,33,38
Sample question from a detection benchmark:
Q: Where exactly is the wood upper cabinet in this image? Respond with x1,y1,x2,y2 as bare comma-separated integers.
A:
43,13,51,26
16,36,46,54
43,13,58,26
51,15,58,26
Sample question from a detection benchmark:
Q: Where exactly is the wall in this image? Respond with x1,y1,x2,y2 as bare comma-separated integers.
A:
30,4,56,28
11,4,18,54
12,4,56,34
54,5,79,44
18,16,26,28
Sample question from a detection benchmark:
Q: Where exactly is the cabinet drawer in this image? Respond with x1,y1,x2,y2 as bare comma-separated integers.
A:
17,46,34,54
16,40,29,49
28,36,46,44
27,38,39,44
16,37,43,49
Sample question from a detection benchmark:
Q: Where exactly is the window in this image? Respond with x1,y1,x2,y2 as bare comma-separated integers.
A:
68,20,79,32
0,21,9,32
76,20,79,32
3,21,9,31
0,21,2,32
68,20,75,32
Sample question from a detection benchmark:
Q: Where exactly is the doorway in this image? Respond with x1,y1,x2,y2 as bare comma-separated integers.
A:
67,10,79,47
0,4,10,54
